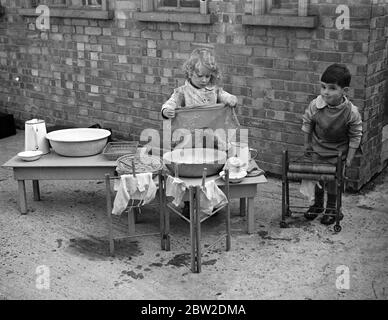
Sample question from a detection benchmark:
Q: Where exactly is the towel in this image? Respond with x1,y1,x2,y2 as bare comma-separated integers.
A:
300,180,322,204
166,175,187,207
112,173,157,215
198,180,228,216
246,159,265,177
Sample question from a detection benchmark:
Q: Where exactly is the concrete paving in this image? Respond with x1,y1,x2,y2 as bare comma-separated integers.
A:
0,130,387,300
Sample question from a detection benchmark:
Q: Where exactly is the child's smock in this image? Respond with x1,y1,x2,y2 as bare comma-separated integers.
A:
161,80,237,118
302,95,362,163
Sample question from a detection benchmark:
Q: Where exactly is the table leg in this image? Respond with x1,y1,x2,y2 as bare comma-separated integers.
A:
32,180,40,201
240,198,246,216
128,208,136,235
247,197,255,234
105,174,114,255
17,180,27,215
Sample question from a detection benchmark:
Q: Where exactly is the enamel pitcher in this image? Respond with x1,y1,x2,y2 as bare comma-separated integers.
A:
228,141,258,170
25,119,50,154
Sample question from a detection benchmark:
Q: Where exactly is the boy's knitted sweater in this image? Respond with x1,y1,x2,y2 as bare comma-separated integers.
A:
302,95,363,159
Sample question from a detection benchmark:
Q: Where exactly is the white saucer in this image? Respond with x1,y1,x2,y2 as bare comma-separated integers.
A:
17,150,43,161
219,170,247,183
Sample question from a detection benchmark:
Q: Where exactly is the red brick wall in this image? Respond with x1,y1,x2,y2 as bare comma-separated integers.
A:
0,0,386,190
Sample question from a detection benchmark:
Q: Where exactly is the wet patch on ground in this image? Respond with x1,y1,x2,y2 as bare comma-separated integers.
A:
56,239,63,248
149,262,163,267
121,270,144,280
67,236,141,260
257,230,292,241
166,253,191,267
165,253,218,268
202,259,217,266
282,216,313,229
357,205,374,211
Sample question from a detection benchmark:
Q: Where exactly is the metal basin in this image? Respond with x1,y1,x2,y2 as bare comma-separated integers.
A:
46,128,111,157
163,148,227,177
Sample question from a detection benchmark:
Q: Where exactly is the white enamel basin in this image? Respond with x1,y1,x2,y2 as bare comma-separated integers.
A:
46,128,111,157
163,148,227,177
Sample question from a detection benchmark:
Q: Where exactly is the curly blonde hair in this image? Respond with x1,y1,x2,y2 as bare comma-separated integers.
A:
182,48,221,85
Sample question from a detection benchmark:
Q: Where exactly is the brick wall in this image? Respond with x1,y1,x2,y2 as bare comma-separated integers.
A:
350,0,388,190
0,0,387,190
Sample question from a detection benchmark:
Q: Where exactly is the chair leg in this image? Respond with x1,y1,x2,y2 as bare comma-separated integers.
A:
225,169,231,251
105,174,114,255
161,173,171,251
189,187,196,273
128,207,136,235
195,186,201,273
164,182,171,251
158,173,164,250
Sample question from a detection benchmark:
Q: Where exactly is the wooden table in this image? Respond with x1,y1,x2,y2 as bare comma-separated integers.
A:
2,152,116,214
2,152,267,234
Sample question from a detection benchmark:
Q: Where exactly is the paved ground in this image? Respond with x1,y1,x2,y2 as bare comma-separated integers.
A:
0,130,387,300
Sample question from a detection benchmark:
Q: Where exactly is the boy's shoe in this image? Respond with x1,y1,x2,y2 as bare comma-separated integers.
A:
320,208,344,225
304,205,324,220
304,184,324,220
320,193,343,225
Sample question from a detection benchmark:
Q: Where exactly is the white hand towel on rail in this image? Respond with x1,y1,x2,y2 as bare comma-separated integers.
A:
112,173,157,215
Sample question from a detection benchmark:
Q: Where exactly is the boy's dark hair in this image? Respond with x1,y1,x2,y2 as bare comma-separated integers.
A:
320,63,351,88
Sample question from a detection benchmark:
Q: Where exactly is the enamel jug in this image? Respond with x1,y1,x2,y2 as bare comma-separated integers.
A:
25,119,50,154
229,141,258,164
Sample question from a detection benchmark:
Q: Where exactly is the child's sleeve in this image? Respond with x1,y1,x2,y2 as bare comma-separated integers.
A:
161,88,184,119
217,88,238,107
348,105,363,149
301,100,316,134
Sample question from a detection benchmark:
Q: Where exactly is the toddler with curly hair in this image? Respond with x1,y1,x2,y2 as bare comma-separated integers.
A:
161,48,237,119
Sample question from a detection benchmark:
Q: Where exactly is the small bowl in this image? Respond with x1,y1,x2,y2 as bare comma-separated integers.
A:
17,150,43,161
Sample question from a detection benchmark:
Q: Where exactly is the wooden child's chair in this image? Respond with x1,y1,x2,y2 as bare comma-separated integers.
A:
104,159,166,255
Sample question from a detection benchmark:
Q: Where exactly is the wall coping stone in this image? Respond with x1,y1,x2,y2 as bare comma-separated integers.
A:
18,8,114,20
242,14,318,28
134,11,215,24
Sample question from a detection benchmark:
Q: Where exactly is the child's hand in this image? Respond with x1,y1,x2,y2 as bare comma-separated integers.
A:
227,96,238,108
346,147,356,167
227,103,237,108
163,109,175,119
